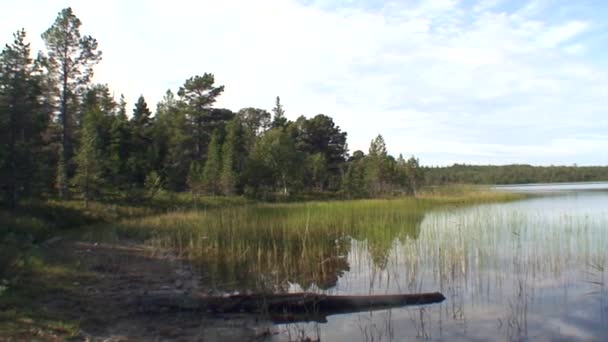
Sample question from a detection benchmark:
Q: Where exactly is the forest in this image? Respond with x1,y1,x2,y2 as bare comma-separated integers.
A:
0,8,426,209
1,8,607,210
425,164,608,185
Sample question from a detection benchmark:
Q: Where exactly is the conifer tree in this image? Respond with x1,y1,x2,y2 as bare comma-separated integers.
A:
128,95,152,186
271,96,287,128
0,30,46,208
42,7,102,198
178,74,224,161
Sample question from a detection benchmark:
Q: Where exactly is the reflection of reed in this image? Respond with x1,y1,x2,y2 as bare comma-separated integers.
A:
356,310,395,342
500,230,531,342
277,321,321,342
584,257,607,321
410,307,431,339
130,201,425,293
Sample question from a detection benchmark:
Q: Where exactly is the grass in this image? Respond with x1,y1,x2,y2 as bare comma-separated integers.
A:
98,188,526,292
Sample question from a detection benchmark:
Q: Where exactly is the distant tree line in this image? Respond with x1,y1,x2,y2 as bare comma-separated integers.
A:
425,164,608,185
0,8,423,208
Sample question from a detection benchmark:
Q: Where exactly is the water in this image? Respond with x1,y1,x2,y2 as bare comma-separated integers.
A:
269,183,608,341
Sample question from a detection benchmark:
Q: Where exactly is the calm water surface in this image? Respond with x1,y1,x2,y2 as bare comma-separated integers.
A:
271,183,608,341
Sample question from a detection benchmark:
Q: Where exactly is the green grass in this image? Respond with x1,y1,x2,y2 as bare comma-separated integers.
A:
100,188,526,292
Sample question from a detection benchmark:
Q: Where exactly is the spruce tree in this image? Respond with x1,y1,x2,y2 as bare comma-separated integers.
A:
271,96,287,128
131,95,151,127
128,95,152,186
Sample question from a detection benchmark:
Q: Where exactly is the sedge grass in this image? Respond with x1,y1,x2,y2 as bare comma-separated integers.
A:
103,189,526,292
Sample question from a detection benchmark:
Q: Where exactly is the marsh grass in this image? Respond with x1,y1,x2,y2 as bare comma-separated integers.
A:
103,190,526,292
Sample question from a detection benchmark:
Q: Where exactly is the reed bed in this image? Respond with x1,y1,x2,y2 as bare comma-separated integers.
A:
104,190,525,292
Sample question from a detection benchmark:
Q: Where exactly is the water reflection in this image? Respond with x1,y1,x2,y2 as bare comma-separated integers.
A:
189,205,424,294
293,189,608,341
184,187,608,340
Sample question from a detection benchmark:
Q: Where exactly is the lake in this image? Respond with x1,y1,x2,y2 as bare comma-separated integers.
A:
263,183,608,341
125,184,608,341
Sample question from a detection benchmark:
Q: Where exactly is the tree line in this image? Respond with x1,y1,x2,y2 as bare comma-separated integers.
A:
0,8,423,208
424,164,608,185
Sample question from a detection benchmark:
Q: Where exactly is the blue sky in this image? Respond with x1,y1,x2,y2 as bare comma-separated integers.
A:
1,0,607,165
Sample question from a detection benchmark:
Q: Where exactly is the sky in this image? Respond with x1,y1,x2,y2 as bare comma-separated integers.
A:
1,0,607,166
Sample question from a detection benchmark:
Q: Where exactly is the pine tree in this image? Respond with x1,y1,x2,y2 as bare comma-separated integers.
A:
42,7,102,198
177,74,224,161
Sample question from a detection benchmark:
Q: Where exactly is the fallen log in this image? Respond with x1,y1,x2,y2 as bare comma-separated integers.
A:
137,291,445,323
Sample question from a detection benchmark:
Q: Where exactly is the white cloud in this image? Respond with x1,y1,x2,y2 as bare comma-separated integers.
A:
538,20,590,48
1,0,606,165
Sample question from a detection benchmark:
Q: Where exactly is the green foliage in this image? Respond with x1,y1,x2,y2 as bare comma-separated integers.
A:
290,114,347,191
152,90,190,191
307,153,328,191
220,118,244,195
365,135,390,195
178,74,225,160
342,158,367,198
246,128,303,197
238,107,272,151
73,109,105,207
271,96,287,128
424,164,608,185
0,30,47,208
144,171,164,199
108,108,130,189
131,95,151,127
127,95,154,187
41,7,102,199
201,129,223,195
